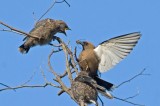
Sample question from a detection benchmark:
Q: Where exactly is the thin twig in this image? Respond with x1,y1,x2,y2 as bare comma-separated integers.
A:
21,70,37,86
0,28,24,36
74,47,79,62
59,70,75,78
63,45,73,82
55,37,79,75
114,96,145,106
48,49,75,99
38,0,70,22
32,12,37,26
59,70,67,78
58,89,65,96
40,66,48,83
98,95,104,106
56,0,70,7
38,0,57,22
0,21,39,39
0,83,60,92
116,68,149,88
124,91,140,100
0,83,16,92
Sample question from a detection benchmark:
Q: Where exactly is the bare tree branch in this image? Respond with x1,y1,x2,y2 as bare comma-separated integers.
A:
55,37,79,75
74,46,79,62
62,45,73,82
0,82,60,92
47,49,76,101
59,70,75,78
21,70,37,86
124,91,140,100
114,96,145,106
0,67,60,92
38,0,70,22
0,83,16,92
40,66,48,83
0,15,146,106
56,0,70,7
0,21,39,39
115,68,149,89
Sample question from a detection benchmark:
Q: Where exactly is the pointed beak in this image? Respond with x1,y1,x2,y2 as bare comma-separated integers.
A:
65,27,71,30
62,31,67,36
62,27,71,36
76,40,84,46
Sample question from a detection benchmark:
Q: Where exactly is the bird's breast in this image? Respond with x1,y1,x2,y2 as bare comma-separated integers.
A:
79,49,100,76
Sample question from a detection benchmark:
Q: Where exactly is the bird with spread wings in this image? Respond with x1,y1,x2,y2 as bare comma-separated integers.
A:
76,32,141,90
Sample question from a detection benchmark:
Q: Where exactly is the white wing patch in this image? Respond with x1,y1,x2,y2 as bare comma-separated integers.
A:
94,32,141,73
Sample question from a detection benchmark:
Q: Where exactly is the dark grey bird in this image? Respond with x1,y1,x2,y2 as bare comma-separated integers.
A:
71,71,113,106
76,32,141,91
19,18,70,53
71,71,98,106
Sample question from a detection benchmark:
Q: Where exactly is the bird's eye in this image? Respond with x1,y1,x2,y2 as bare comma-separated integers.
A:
84,42,88,45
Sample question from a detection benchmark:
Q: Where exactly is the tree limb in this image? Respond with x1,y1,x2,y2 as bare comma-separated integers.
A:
0,83,60,92
47,49,76,101
0,21,39,39
55,37,79,75
114,96,145,106
115,68,149,89
38,0,70,22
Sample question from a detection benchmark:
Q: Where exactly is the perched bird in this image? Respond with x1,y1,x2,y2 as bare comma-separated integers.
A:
76,32,141,90
71,71,98,106
71,71,113,106
19,18,70,53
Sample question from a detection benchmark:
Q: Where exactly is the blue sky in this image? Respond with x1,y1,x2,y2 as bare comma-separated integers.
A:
0,0,160,106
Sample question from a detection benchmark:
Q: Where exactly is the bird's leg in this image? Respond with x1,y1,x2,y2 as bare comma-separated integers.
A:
98,95,104,106
48,43,62,47
52,36,59,41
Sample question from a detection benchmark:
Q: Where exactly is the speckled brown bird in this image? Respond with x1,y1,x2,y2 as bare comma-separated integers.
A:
71,71,113,106
19,18,70,53
76,32,141,90
71,71,98,106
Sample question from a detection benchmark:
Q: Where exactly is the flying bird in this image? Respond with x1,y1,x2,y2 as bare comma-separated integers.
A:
19,18,70,53
76,32,141,90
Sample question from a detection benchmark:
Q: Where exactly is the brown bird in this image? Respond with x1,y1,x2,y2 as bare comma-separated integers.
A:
71,71,98,106
19,18,70,53
76,32,141,90
71,71,113,106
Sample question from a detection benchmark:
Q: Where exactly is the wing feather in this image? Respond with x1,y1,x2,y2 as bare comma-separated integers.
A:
94,32,141,72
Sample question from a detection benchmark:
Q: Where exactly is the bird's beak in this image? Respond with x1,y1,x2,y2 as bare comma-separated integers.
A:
76,40,84,46
65,27,71,30
62,27,71,36
62,31,67,36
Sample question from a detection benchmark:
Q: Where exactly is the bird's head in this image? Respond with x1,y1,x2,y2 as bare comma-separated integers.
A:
76,40,95,50
56,20,71,36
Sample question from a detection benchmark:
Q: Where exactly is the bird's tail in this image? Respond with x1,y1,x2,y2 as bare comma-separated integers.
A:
97,89,113,99
18,44,30,54
94,76,114,91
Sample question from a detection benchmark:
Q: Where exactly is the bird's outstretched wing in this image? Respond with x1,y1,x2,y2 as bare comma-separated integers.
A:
94,32,141,73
